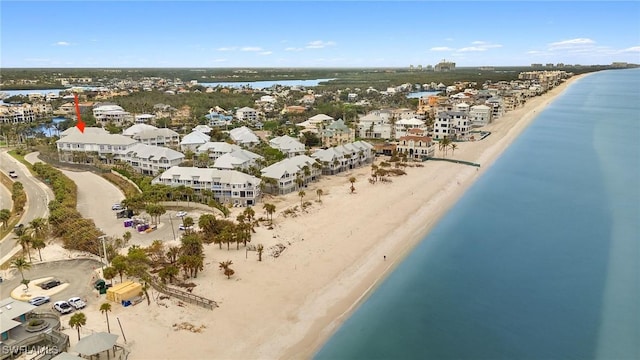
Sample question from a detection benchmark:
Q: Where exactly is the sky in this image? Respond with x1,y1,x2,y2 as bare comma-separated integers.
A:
1,1,639,68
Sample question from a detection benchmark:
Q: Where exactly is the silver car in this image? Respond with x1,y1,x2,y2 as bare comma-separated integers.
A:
29,296,50,306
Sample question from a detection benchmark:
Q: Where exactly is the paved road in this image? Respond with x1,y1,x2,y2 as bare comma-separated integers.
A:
0,151,54,264
59,169,187,248
0,177,11,211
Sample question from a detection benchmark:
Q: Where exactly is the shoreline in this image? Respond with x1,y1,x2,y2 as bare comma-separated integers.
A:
0,73,592,360
280,72,591,359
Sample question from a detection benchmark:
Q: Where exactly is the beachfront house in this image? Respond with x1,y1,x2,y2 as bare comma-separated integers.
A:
152,166,261,206
433,111,470,140
260,155,322,194
312,141,374,175
469,104,492,127
394,118,427,139
396,131,435,160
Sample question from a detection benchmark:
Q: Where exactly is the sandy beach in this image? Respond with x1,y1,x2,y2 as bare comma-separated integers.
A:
3,74,588,360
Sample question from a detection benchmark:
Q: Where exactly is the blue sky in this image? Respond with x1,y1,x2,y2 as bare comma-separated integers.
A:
2,1,639,68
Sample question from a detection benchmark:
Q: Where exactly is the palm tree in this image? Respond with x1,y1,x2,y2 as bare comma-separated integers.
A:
0,209,10,229
29,217,48,239
69,312,87,341
31,238,46,261
263,203,276,224
183,216,195,234
100,303,112,333
257,244,264,262
316,188,323,202
450,143,458,156
123,231,132,246
349,177,357,193
298,190,306,207
219,260,235,279
19,234,33,262
11,257,31,282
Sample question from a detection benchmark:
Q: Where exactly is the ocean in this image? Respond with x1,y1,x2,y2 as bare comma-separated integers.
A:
315,69,640,359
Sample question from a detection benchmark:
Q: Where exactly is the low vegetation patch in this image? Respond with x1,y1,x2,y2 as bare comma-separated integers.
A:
31,162,103,255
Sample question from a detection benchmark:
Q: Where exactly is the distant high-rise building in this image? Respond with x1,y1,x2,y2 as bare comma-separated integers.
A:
531,63,543,67
434,59,456,72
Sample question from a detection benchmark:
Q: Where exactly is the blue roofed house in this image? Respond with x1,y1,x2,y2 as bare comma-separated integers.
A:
205,112,233,128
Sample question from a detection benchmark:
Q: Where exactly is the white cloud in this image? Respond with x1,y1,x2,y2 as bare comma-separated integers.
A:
25,58,50,63
306,40,336,49
212,58,227,63
458,46,486,52
216,47,237,51
456,42,502,52
430,47,453,51
620,46,640,53
285,47,304,52
241,47,263,52
259,51,273,55
548,38,595,50
54,41,70,46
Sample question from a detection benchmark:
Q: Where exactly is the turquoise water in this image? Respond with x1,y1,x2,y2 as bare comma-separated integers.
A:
315,69,640,359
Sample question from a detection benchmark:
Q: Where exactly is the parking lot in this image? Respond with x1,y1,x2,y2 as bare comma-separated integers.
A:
59,169,202,248
1,258,103,310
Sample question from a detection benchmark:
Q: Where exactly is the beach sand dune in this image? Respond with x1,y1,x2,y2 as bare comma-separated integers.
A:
21,75,586,360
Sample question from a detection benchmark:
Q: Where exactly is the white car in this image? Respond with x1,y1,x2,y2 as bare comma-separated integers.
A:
176,211,187,218
68,297,86,310
178,224,193,231
112,203,124,211
53,301,73,314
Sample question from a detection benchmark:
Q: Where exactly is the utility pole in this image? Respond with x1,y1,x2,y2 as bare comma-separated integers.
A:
168,214,176,242
98,235,108,271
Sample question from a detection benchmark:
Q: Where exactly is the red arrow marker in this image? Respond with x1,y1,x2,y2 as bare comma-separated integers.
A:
74,93,86,133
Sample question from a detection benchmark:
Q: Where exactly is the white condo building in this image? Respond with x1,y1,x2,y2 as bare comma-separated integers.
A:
152,166,261,206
